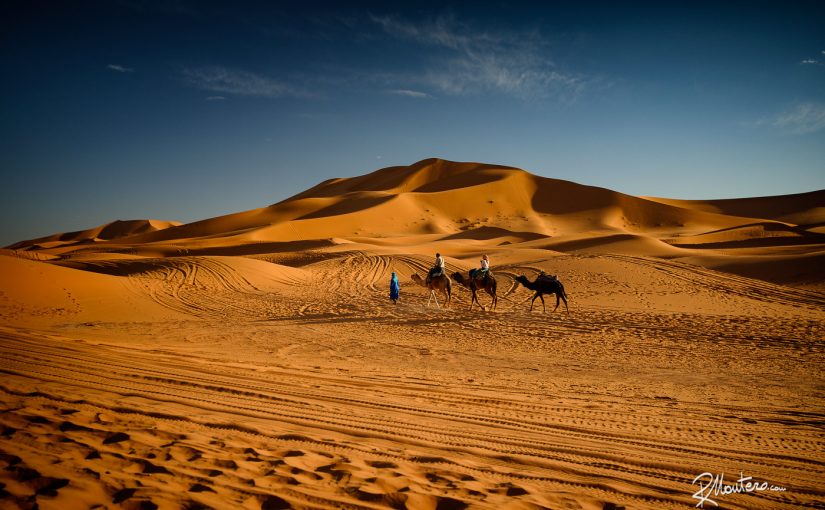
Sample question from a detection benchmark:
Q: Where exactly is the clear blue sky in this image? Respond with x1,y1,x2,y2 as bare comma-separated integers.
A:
2,1,824,246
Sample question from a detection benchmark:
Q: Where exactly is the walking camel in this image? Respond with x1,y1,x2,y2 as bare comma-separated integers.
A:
514,274,568,313
411,273,452,308
452,271,498,311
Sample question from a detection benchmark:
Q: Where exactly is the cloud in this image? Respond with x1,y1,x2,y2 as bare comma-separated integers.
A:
205,96,226,101
107,64,134,73
182,66,310,98
387,89,432,98
800,59,818,65
369,14,583,101
771,103,825,134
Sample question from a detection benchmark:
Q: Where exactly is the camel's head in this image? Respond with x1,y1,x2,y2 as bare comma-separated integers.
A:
514,275,529,286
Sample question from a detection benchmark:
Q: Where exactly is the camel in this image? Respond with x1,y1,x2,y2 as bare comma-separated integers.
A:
514,274,568,313
411,273,452,308
452,271,497,311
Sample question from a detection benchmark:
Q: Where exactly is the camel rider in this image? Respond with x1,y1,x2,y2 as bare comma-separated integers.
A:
471,254,490,280
428,252,446,282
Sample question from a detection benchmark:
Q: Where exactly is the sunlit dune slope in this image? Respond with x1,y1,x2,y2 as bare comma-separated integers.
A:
0,255,182,324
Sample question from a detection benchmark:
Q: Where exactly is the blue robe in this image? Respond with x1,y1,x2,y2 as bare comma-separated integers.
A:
389,277,400,300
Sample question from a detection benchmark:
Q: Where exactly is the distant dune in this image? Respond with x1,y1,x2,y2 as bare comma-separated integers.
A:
8,219,182,251
644,190,825,226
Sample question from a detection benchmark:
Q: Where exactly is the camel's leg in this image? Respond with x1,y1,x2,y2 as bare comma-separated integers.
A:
475,290,481,310
530,293,539,311
553,293,560,312
539,294,546,313
432,290,440,309
561,293,568,312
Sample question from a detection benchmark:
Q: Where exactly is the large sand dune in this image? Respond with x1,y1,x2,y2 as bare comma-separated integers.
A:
1,159,823,509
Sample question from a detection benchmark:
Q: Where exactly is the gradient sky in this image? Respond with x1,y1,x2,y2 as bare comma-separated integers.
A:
2,1,824,246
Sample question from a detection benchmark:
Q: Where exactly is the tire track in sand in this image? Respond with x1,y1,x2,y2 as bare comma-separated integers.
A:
0,327,822,510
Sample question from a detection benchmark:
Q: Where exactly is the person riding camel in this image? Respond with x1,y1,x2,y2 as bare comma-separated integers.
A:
427,253,446,283
471,254,490,281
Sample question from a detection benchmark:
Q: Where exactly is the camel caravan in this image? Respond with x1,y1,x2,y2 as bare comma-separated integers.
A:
407,253,568,313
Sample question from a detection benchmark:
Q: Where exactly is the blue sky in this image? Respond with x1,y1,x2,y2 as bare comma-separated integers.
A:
2,1,824,245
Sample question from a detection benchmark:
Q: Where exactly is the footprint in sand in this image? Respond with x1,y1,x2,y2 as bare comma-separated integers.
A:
103,431,130,445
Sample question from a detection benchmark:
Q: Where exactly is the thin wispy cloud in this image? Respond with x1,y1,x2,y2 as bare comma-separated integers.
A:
751,103,825,135
800,51,825,65
369,14,583,101
107,64,134,73
387,89,432,99
771,103,825,134
205,96,226,101
182,66,310,98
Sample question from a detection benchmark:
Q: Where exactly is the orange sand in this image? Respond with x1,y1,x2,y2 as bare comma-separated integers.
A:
1,159,823,509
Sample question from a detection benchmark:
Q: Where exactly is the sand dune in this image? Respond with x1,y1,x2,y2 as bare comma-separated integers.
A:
19,159,758,249
643,189,825,226
8,219,182,251
1,158,823,509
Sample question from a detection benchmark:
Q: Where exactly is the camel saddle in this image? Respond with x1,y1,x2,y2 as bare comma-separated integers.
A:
538,273,558,283
470,269,492,281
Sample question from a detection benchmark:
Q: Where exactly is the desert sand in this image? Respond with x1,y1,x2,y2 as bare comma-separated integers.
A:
1,158,823,510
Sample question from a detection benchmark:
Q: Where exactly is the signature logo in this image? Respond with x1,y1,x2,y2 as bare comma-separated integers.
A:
692,472,786,508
